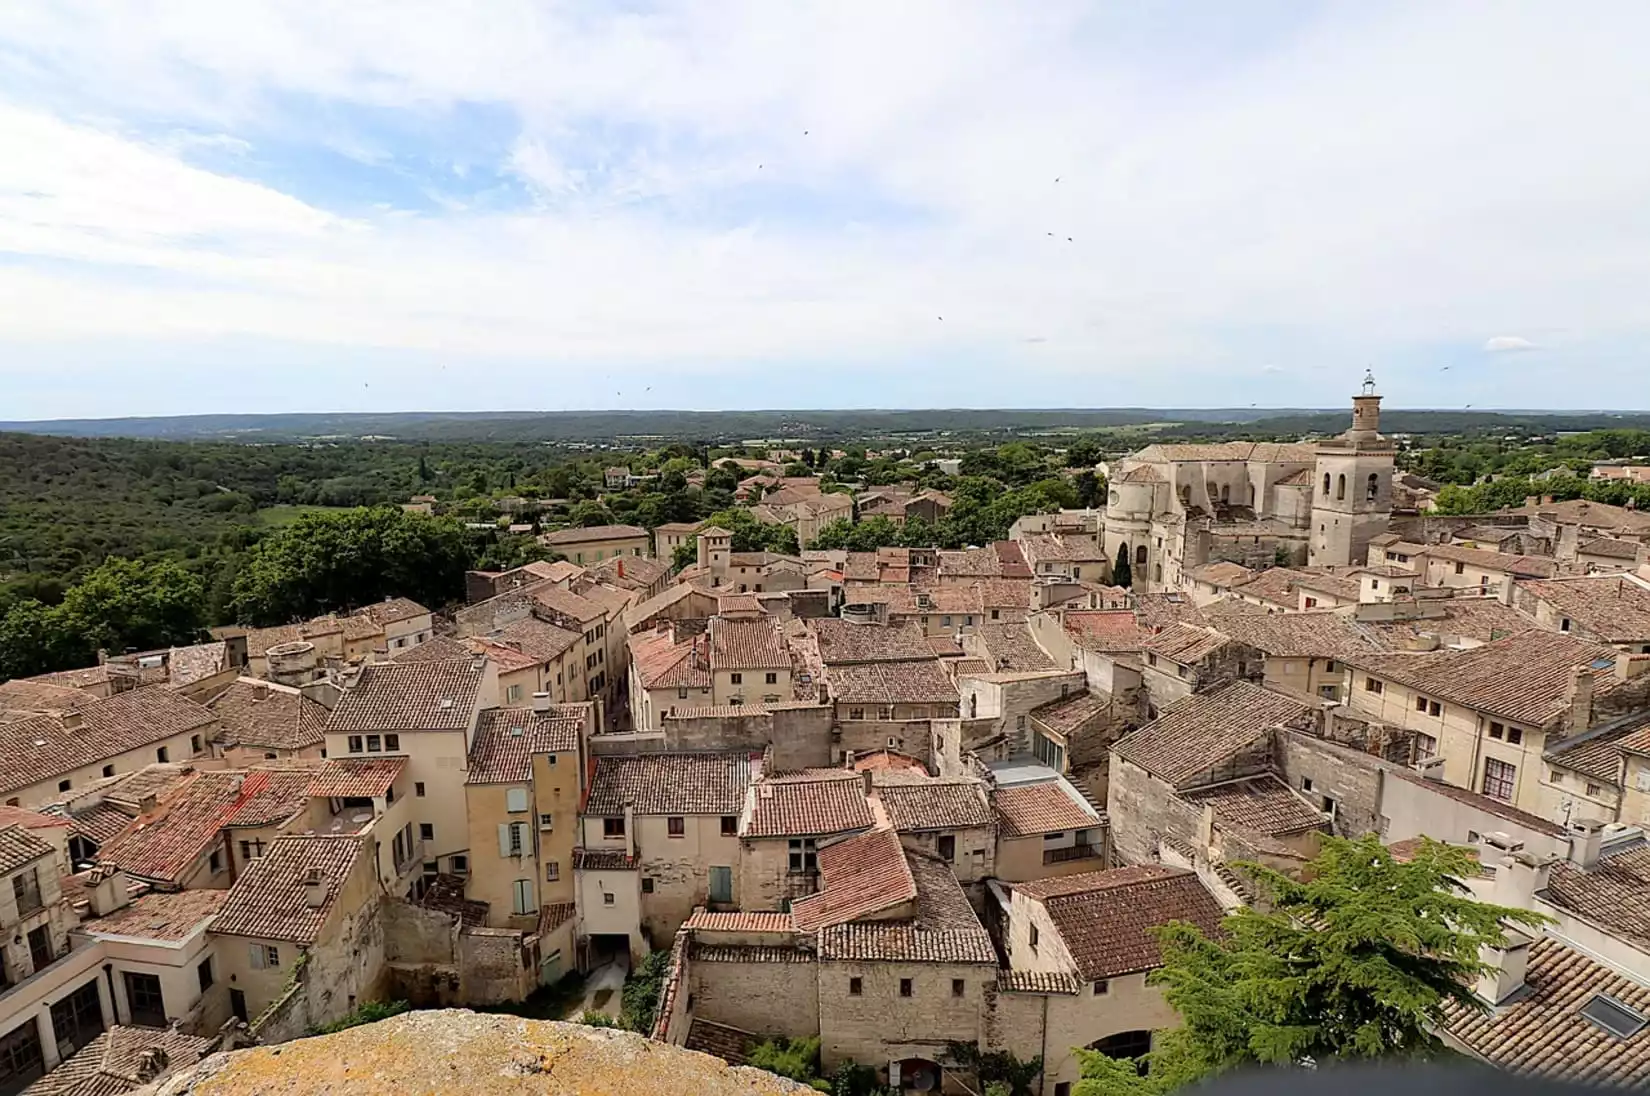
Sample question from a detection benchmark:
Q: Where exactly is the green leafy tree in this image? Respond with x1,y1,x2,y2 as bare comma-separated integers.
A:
1112,544,1133,589
672,539,699,572
1075,836,1548,1095
230,507,471,625
56,557,207,656
746,1036,822,1082
620,948,673,1033
0,598,73,680
567,500,616,528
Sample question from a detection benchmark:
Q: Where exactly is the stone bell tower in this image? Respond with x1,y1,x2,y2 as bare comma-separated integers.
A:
1309,371,1395,568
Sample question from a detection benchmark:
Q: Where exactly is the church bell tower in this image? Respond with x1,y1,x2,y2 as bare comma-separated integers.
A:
1309,371,1395,568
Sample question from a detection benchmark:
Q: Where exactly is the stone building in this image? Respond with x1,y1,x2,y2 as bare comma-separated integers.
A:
738,770,873,912
538,523,651,564
207,679,328,764
988,762,1109,882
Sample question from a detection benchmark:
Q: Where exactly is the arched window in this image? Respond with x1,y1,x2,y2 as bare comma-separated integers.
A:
1336,474,1346,501
1367,473,1380,502
1322,473,1331,497
1154,563,1163,583
1135,545,1147,566
1091,1031,1154,1076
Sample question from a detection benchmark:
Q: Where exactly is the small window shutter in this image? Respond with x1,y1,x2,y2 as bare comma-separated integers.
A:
498,823,512,857
506,787,528,813
249,944,264,970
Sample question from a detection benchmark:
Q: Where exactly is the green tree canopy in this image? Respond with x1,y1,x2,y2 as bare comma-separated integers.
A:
1076,836,1547,1095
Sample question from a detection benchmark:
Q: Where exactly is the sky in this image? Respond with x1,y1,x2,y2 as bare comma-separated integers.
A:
2,1,1648,420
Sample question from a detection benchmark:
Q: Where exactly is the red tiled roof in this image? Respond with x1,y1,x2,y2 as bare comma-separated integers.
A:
630,628,711,690
810,620,934,664
1063,611,1141,653
541,524,648,545
1177,775,1327,837
826,661,959,706
465,709,582,785
992,782,1100,837
0,688,217,797
80,888,226,942
327,659,483,732
683,910,798,933
584,753,751,816
306,757,405,799
1142,622,1232,664
100,770,312,884
573,848,636,871
709,618,790,670
0,825,55,875
1111,681,1314,788
209,834,366,944
1026,866,1225,980
792,829,915,931
210,679,327,753
745,778,873,838
816,853,996,963
877,782,994,832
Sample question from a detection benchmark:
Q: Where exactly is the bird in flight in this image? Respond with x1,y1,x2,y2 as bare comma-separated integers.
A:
1054,177,1060,183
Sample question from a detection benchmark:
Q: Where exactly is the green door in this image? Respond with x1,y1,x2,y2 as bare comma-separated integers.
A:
708,866,733,904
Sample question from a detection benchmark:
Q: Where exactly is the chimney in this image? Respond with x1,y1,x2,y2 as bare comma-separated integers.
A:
532,691,551,713
617,559,626,579
623,803,636,859
861,769,873,797
1556,523,1580,564
1475,930,1532,1007
1492,851,1554,910
133,1046,171,1083
1497,575,1516,606
87,865,131,917
1615,654,1650,683
60,711,83,731
1564,665,1595,736
1567,817,1606,870
303,868,328,909
1415,755,1447,782
1197,803,1216,849
252,681,271,701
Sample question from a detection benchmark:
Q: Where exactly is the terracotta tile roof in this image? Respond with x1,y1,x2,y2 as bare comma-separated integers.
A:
1136,441,1317,464
209,679,327,752
1200,607,1382,662
583,753,751,816
1111,681,1314,788
306,757,405,799
826,661,959,706
792,828,916,931
0,824,56,875
998,969,1083,995
817,853,996,964
1544,845,1650,950
530,584,609,625
327,659,483,732
716,593,764,616
1142,623,1231,664
80,888,226,942
541,523,648,545
683,910,798,933
100,770,312,883
664,704,772,719
950,658,992,677
537,901,575,935
683,1019,755,1067
926,634,965,657
1031,691,1110,736
974,579,1033,610
1519,575,1650,642
709,618,790,670
1133,592,1206,631
1416,543,1558,578
387,635,472,664
1188,561,1258,587
974,622,1059,672
630,628,711,690
1350,631,1628,728
992,781,1101,837
244,616,343,659
1176,775,1327,836
939,545,1015,580
691,944,813,964
0,677,89,717
853,749,928,775
1546,710,1650,782
1233,567,1358,607
1024,866,1226,980
744,777,873,838
209,834,366,943
67,803,139,847
1579,536,1642,561
810,620,934,664
572,848,636,871
1063,610,1141,653
0,805,71,831
1441,935,1650,1087
0,689,217,797
464,708,582,785
877,781,994,832
22,1025,215,1096
624,584,716,631
592,555,670,591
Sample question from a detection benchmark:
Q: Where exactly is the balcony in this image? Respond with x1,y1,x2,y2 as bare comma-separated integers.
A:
1043,843,1105,866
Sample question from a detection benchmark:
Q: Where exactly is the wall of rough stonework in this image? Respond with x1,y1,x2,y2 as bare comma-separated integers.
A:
738,838,818,911
896,826,995,884
636,815,742,949
1273,731,1387,839
1107,756,1208,866
836,719,933,765
458,928,532,1005
383,899,460,965
817,959,988,1071
691,954,820,1038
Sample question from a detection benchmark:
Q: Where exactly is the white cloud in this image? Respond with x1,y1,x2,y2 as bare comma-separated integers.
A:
1261,364,1286,374
0,1,1647,414
1483,336,1538,353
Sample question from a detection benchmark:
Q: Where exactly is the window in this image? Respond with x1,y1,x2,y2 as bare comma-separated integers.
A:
540,813,554,831
1560,617,1572,632
937,834,956,862
415,782,426,797
991,609,1000,620
11,869,42,916
191,734,202,753
1091,1030,1154,1063
1136,545,1147,566
348,735,363,753
788,838,818,872
952,979,965,998
1489,721,1504,739
899,978,913,998
1416,733,1437,760
250,944,280,969
419,823,434,841
512,879,533,916
1056,1085,1073,1096
385,734,400,751
1417,696,1430,713
1301,777,1314,793
849,977,863,996
721,816,738,837
156,746,169,763
239,838,266,860
1322,472,1331,497
1579,993,1648,1039
198,957,215,992
1322,795,1337,816
1550,768,1565,785
1587,782,1604,798
668,816,686,838
506,684,523,704
1364,678,1382,694
209,849,222,874
602,892,615,906
501,822,525,856
764,671,778,685
545,861,559,881
1507,727,1523,746
1454,561,1466,575
942,615,952,627
367,734,383,752
58,779,71,792
641,877,655,894
677,686,688,700
603,817,625,838
1029,924,1040,951
848,707,865,721
1429,701,1442,717
102,765,115,778
506,787,529,813
730,672,742,685
125,971,167,1027
1335,474,1346,500
452,855,469,875
1482,757,1517,801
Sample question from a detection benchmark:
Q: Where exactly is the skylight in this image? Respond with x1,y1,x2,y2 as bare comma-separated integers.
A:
1579,993,1648,1040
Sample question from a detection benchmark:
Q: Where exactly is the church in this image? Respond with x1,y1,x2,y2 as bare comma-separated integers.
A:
1102,375,1395,591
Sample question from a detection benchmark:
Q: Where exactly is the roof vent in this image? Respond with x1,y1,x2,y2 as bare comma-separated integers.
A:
438,698,454,710
1580,994,1648,1039
510,725,525,738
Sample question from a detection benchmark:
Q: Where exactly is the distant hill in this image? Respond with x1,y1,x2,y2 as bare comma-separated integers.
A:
6,407,1649,443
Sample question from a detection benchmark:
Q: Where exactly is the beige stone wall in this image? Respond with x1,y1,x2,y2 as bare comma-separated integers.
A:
8,725,212,809
326,725,474,868
533,750,580,906
692,956,821,1037
1044,976,1177,1091
1262,656,1349,704
465,782,540,928
562,534,651,565
1006,894,1078,974
636,814,741,948
897,826,995,884
817,960,989,1071
220,742,326,767
739,838,817,911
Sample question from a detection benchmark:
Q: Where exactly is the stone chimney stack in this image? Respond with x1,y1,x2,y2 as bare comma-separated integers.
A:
532,691,551,713
302,868,328,909
861,768,873,798
1492,850,1554,911
1563,665,1595,736
1475,930,1532,1007
1567,817,1606,870
87,865,131,917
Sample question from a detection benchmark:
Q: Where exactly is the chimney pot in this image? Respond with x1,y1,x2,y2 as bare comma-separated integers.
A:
303,869,329,909
1567,817,1606,870
531,692,551,713
1475,930,1532,1006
